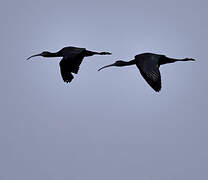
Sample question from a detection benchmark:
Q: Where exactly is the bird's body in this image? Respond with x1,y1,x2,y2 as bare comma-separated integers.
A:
98,53,195,92
27,46,111,83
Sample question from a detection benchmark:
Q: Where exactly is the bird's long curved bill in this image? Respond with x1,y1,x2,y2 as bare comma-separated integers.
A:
98,63,115,71
27,53,42,60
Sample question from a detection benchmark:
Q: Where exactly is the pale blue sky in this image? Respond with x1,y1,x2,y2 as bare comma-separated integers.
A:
0,0,207,179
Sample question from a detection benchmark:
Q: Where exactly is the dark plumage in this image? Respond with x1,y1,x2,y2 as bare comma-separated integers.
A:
98,53,195,92
27,46,111,83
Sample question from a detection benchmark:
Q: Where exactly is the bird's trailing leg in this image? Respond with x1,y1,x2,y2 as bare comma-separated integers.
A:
161,56,195,65
97,52,112,55
85,50,111,56
171,57,196,63
180,58,195,61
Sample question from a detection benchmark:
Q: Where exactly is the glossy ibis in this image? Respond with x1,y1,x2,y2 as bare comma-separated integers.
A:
27,46,111,83
98,53,195,92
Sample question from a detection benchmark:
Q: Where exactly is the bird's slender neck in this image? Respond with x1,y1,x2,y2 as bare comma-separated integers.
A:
45,52,61,57
120,60,136,66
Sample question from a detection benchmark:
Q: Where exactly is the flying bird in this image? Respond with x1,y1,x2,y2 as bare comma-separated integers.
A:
98,53,195,92
27,46,111,83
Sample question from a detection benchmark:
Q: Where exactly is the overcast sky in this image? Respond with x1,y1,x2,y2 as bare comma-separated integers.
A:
0,0,207,179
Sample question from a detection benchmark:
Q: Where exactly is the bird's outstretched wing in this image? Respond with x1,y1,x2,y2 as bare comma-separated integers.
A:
59,59,74,83
135,55,161,92
59,56,84,83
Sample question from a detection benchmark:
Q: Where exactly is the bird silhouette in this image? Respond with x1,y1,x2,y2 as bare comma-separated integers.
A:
27,46,111,83
98,53,195,92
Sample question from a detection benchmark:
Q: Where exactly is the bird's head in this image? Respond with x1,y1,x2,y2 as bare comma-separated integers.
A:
27,51,50,60
98,60,126,71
